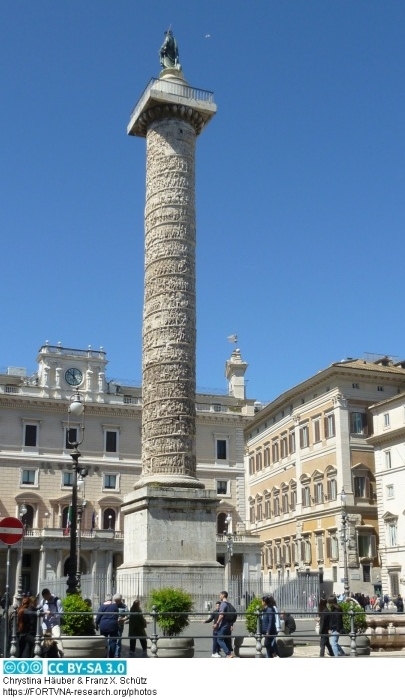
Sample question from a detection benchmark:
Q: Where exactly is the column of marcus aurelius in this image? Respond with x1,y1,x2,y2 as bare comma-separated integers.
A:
118,39,223,590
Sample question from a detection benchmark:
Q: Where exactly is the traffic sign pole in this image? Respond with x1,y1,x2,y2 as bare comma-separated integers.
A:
0,517,25,657
3,545,11,657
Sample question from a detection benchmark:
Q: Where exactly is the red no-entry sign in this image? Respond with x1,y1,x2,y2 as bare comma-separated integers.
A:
0,517,24,545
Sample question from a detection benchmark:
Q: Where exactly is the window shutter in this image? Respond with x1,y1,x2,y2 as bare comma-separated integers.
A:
326,538,332,559
370,535,377,558
300,541,306,561
367,411,374,437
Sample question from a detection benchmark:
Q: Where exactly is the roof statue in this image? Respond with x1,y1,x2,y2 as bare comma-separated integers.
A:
159,29,181,71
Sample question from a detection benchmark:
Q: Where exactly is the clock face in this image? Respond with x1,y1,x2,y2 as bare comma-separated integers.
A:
65,367,83,386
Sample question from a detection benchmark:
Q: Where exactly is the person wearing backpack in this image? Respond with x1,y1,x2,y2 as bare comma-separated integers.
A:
213,591,235,658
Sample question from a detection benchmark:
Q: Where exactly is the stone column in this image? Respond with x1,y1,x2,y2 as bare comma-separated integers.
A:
118,67,221,593
127,68,217,489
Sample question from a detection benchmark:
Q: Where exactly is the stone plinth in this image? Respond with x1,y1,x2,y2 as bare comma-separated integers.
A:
117,486,222,596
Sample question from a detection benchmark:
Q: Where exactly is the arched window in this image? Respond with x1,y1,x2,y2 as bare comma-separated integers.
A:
103,508,116,530
217,512,227,535
20,504,34,529
64,556,88,576
62,506,70,529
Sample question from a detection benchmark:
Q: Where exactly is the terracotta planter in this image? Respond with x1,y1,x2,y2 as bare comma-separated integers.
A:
62,635,107,658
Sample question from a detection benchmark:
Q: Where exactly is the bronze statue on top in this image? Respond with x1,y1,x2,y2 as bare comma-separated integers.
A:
159,29,181,71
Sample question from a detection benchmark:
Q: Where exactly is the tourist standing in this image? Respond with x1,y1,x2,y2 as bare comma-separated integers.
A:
128,599,148,657
96,595,119,658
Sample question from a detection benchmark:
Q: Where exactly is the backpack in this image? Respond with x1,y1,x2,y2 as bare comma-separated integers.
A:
224,602,238,625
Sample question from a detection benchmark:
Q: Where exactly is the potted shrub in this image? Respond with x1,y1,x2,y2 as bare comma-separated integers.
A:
148,587,194,657
60,594,106,658
338,599,369,656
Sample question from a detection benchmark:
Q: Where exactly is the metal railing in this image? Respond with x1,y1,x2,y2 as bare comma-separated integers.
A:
5,607,396,659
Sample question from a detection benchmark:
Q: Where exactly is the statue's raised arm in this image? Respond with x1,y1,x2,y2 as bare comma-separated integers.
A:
159,30,181,71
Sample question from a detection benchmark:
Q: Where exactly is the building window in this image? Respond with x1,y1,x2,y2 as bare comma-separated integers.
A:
299,425,309,449
377,386,384,392
216,439,227,461
249,503,255,524
302,486,311,507
255,451,262,471
256,501,262,521
265,498,271,519
313,420,321,443
103,508,116,530
350,412,368,435
264,447,270,468
272,441,279,463
105,431,118,453
389,572,400,597
387,522,397,547
386,484,394,499
316,535,324,562
290,490,297,511
65,428,78,449
103,474,118,490
325,413,335,438
216,480,229,496
385,451,392,469
21,469,37,486
273,496,280,517
352,383,360,389
280,434,288,459
354,476,367,498
62,471,74,487
314,482,324,504
363,564,371,583
384,413,390,428
249,455,255,475
24,425,37,447
289,430,296,453
332,566,337,582
327,534,339,561
282,493,289,514
302,538,312,564
327,478,337,501
358,534,377,558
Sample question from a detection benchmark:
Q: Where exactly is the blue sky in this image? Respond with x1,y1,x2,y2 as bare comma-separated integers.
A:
1,1,404,402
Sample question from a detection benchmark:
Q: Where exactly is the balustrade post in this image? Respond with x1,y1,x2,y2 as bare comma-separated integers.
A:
349,608,357,657
255,608,263,658
150,605,158,658
9,605,18,658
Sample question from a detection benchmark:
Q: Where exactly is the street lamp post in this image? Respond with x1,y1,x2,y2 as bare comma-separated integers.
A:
340,488,350,598
17,504,27,602
66,393,88,595
76,497,87,590
225,513,234,590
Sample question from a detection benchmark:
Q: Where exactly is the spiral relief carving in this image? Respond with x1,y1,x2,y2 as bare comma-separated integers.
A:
141,118,199,483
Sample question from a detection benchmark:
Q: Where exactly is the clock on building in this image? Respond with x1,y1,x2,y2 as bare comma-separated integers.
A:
65,368,83,386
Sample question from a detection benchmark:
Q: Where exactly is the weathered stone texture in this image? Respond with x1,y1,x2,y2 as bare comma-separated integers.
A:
141,119,197,480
